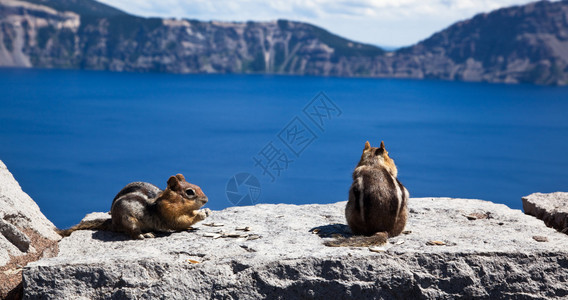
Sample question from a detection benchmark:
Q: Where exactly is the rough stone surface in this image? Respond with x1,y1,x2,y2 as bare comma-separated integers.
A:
0,160,60,299
523,192,568,234
0,219,31,252
24,198,568,299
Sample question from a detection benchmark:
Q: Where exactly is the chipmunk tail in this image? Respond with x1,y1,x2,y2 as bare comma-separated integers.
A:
57,219,112,237
324,232,388,247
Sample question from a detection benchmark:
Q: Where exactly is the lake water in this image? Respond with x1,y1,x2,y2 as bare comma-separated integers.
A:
0,68,567,228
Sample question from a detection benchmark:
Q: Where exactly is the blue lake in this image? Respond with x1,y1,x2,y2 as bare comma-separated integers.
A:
0,68,567,228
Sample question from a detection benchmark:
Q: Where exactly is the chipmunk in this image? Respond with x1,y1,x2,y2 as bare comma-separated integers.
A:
326,141,408,247
58,174,211,239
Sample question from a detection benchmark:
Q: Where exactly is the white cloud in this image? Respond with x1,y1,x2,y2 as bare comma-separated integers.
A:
96,0,551,47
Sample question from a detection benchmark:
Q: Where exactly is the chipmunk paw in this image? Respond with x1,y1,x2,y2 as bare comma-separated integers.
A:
202,208,212,217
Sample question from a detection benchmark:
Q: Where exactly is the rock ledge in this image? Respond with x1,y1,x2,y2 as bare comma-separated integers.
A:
24,198,568,299
523,192,568,234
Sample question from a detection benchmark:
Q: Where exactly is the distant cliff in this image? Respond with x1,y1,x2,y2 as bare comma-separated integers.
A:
1,0,567,85
394,0,568,85
0,0,383,75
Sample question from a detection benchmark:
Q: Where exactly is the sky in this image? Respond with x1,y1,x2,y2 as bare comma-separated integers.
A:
96,0,548,48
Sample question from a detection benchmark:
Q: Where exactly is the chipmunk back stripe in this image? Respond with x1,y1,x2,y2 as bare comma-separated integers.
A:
394,178,403,220
360,169,376,220
112,185,140,202
396,179,408,220
381,168,399,216
356,177,365,222
351,184,360,212
114,192,149,207
397,179,407,200
403,182,409,200
112,182,160,204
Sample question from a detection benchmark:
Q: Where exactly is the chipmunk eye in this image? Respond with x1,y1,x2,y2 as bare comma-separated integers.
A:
185,189,195,196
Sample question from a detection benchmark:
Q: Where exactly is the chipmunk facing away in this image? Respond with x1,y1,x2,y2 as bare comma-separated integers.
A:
326,141,408,247
58,174,211,239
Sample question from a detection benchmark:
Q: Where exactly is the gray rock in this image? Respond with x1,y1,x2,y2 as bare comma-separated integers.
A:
0,160,61,298
0,160,61,263
0,219,31,252
523,192,568,234
24,198,568,299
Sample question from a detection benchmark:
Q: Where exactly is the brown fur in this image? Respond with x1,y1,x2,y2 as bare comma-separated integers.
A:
154,180,207,231
330,141,408,247
57,219,112,237
59,174,210,239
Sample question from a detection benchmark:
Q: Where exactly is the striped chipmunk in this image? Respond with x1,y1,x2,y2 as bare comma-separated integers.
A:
327,141,409,247
58,174,211,240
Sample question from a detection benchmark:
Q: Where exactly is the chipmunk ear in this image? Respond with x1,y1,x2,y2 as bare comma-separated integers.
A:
379,141,385,150
175,174,185,182
364,141,371,151
167,176,181,190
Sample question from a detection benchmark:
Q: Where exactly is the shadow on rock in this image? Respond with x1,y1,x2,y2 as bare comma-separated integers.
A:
91,230,130,242
309,223,352,238
90,229,198,242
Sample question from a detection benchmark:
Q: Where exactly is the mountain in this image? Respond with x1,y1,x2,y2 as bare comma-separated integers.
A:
0,0,384,75
0,0,567,85
394,0,568,85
